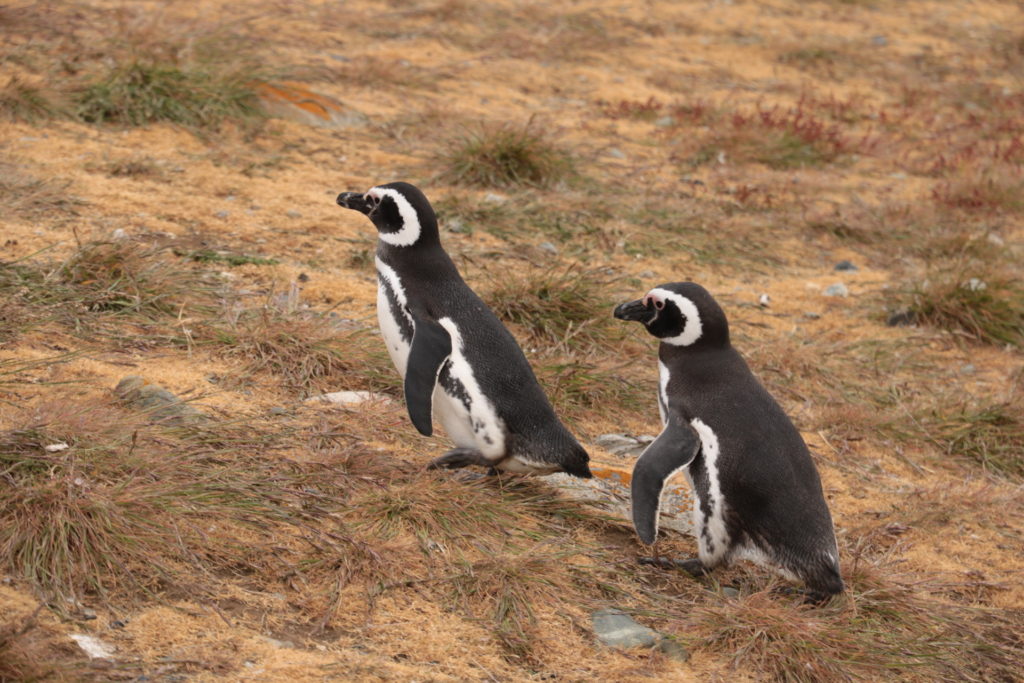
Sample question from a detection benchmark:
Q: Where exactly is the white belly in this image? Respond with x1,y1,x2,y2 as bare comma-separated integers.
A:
689,417,730,565
434,317,506,460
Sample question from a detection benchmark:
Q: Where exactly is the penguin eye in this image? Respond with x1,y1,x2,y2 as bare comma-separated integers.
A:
654,299,665,310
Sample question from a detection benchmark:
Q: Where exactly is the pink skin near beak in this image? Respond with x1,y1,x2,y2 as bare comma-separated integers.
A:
643,292,666,310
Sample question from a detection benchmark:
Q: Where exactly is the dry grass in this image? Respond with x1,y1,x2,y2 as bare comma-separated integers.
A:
902,267,1024,347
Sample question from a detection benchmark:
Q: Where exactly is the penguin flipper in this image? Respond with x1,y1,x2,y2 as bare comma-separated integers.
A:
405,314,452,436
631,418,702,545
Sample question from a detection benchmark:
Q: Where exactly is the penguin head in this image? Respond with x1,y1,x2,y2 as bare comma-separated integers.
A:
336,181,439,248
613,282,729,348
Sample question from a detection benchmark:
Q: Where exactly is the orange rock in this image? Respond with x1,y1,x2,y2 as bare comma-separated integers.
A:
254,80,368,128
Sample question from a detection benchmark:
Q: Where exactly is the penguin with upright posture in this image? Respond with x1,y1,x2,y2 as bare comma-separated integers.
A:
614,282,843,601
335,182,591,478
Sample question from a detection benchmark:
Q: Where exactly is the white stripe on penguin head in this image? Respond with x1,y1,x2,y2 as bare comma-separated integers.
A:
368,186,422,247
647,287,702,346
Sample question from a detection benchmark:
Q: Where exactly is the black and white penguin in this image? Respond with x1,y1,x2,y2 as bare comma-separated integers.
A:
614,282,843,601
335,181,591,478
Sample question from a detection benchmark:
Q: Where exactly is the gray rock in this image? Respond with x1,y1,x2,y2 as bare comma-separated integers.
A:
114,376,207,425
214,210,230,219
595,433,643,457
538,241,558,255
721,586,741,598
285,210,302,219
823,283,849,297
483,193,506,204
268,406,287,416
871,35,889,47
834,260,858,272
656,637,690,662
447,217,469,234
654,115,675,127
592,608,659,649
803,312,822,320
607,147,627,159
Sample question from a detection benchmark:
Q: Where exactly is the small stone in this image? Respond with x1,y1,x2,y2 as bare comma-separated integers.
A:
109,620,127,629
607,147,627,159
758,293,771,307
637,270,656,279
81,608,97,621
268,406,287,416
307,391,391,405
834,260,858,272
44,442,70,452
260,635,296,649
962,278,986,291
986,233,1005,247
871,35,889,47
592,608,659,649
803,312,821,320
214,210,230,219
483,193,506,204
111,228,128,240
960,364,976,375
538,241,558,255
721,586,741,598
114,376,207,425
654,115,675,127
286,209,302,219
447,217,469,234
70,634,115,660
823,283,849,297
656,637,690,662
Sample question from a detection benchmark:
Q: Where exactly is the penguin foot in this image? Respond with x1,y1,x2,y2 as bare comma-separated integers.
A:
638,556,710,578
426,447,492,471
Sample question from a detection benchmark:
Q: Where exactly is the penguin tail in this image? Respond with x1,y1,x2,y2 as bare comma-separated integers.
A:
561,444,592,478
803,554,844,598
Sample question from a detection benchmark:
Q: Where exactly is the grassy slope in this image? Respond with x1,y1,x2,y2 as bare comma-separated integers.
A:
2,0,1023,680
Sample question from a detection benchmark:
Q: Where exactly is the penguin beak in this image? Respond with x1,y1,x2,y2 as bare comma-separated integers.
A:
336,191,373,215
614,298,656,324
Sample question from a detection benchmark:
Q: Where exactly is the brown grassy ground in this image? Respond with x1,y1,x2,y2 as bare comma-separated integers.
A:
2,0,1022,680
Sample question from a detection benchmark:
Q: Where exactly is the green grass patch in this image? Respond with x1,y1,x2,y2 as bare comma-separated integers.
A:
486,265,617,352
438,120,575,189
182,248,279,267
76,61,264,129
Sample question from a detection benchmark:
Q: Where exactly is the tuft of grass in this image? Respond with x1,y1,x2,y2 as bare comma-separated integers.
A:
199,306,398,396
438,120,574,189
931,166,1024,213
0,163,83,220
676,552,1024,681
486,265,616,352
0,400,290,607
539,360,650,421
57,239,216,319
447,545,575,662
0,75,59,121
76,60,264,129
904,269,1024,347
905,398,1024,479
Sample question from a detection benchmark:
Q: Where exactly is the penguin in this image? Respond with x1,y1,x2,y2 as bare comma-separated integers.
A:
335,181,591,478
613,282,843,601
